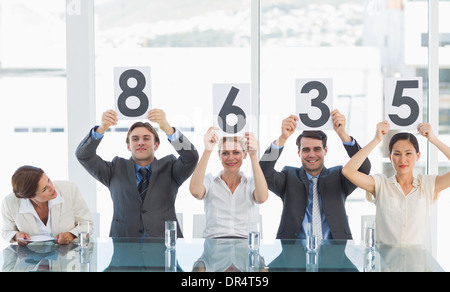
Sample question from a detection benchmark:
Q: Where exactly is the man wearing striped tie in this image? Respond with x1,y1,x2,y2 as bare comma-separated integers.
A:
259,110,371,240
76,108,199,239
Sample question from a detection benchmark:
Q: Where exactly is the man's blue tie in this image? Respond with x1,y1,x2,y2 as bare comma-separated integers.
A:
138,168,149,200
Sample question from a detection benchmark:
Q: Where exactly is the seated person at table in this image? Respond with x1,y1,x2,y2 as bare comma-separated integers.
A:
259,110,371,240
1,165,93,246
342,122,450,245
189,127,268,238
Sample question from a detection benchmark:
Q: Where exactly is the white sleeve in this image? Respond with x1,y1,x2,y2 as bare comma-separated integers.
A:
203,173,214,198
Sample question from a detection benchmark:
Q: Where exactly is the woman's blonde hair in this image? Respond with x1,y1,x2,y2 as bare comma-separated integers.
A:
217,136,247,155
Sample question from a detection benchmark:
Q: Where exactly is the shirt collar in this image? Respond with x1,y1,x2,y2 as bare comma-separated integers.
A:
388,175,419,188
134,164,151,174
19,191,64,214
214,171,247,184
305,172,319,181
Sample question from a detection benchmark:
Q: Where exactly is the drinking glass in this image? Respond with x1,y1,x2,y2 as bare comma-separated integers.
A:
165,220,177,249
78,221,91,247
248,231,261,251
364,220,375,249
306,222,319,251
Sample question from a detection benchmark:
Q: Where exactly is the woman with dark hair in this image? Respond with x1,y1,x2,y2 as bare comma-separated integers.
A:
342,121,450,245
2,166,93,246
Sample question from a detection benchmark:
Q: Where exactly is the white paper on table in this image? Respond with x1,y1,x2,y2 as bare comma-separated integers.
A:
23,235,57,242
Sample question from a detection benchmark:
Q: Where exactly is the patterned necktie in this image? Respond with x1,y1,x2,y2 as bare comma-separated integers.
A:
311,177,322,240
138,168,149,201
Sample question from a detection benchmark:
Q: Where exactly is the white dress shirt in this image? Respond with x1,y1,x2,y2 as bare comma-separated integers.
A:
19,193,64,237
202,171,259,238
369,174,438,245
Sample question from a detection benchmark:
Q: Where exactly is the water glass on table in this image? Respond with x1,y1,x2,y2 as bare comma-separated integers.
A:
306,222,320,252
165,220,177,249
248,231,261,251
364,220,375,249
78,221,91,247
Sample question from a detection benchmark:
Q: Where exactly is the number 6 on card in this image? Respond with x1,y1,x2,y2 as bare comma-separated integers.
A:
213,83,251,135
385,77,422,130
296,78,333,130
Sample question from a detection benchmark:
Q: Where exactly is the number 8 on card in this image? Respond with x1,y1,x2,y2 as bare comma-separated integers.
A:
114,66,152,120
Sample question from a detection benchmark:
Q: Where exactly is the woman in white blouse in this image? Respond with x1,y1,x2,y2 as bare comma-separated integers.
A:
189,127,268,238
342,122,450,245
2,166,93,246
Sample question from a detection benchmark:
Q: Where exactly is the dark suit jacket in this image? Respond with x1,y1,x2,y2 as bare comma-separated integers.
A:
259,141,370,240
76,129,199,238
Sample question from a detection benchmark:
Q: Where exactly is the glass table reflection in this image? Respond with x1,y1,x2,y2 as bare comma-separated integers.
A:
0,238,444,272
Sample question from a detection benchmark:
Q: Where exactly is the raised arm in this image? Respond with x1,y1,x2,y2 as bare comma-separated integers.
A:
147,108,175,135
75,110,118,187
245,132,269,204
418,123,450,197
275,115,298,147
331,109,352,143
189,127,219,200
259,115,298,196
342,121,390,196
95,110,118,134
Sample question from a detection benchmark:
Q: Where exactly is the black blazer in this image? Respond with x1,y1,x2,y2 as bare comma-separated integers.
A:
259,141,371,240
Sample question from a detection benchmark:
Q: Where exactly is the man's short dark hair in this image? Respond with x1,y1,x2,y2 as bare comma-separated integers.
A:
296,131,328,149
126,122,160,145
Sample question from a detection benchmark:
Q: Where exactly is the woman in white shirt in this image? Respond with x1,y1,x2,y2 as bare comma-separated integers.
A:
342,122,450,245
189,127,268,238
2,165,93,246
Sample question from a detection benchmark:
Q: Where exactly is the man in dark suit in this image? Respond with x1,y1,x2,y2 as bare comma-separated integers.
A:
259,110,370,240
76,109,199,238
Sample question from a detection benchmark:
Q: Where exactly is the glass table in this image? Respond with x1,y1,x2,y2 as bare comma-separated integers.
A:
0,238,444,272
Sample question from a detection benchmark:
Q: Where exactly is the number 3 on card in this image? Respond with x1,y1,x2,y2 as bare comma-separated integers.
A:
385,77,422,130
296,78,333,130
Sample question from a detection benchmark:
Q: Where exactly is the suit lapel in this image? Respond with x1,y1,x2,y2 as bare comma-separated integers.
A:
298,168,310,206
18,200,43,236
298,168,310,190
318,167,329,200
127,158,141,201
23,213,41,235
50,203,62,234
145,158,159,201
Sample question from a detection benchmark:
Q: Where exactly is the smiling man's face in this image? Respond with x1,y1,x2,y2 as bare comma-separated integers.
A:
298,137,327,177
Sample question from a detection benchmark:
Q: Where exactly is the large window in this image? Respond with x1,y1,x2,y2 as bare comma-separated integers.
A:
260,0,382,241
92,0,449,268
94,0,253,239
0,0,67,249
436,0,450,272
1,0,448,270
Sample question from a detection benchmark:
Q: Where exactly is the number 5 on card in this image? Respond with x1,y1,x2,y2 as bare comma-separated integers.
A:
385,77,422,130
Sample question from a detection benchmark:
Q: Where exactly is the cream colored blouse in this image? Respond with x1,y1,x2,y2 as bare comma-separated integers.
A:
368,174,438,245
